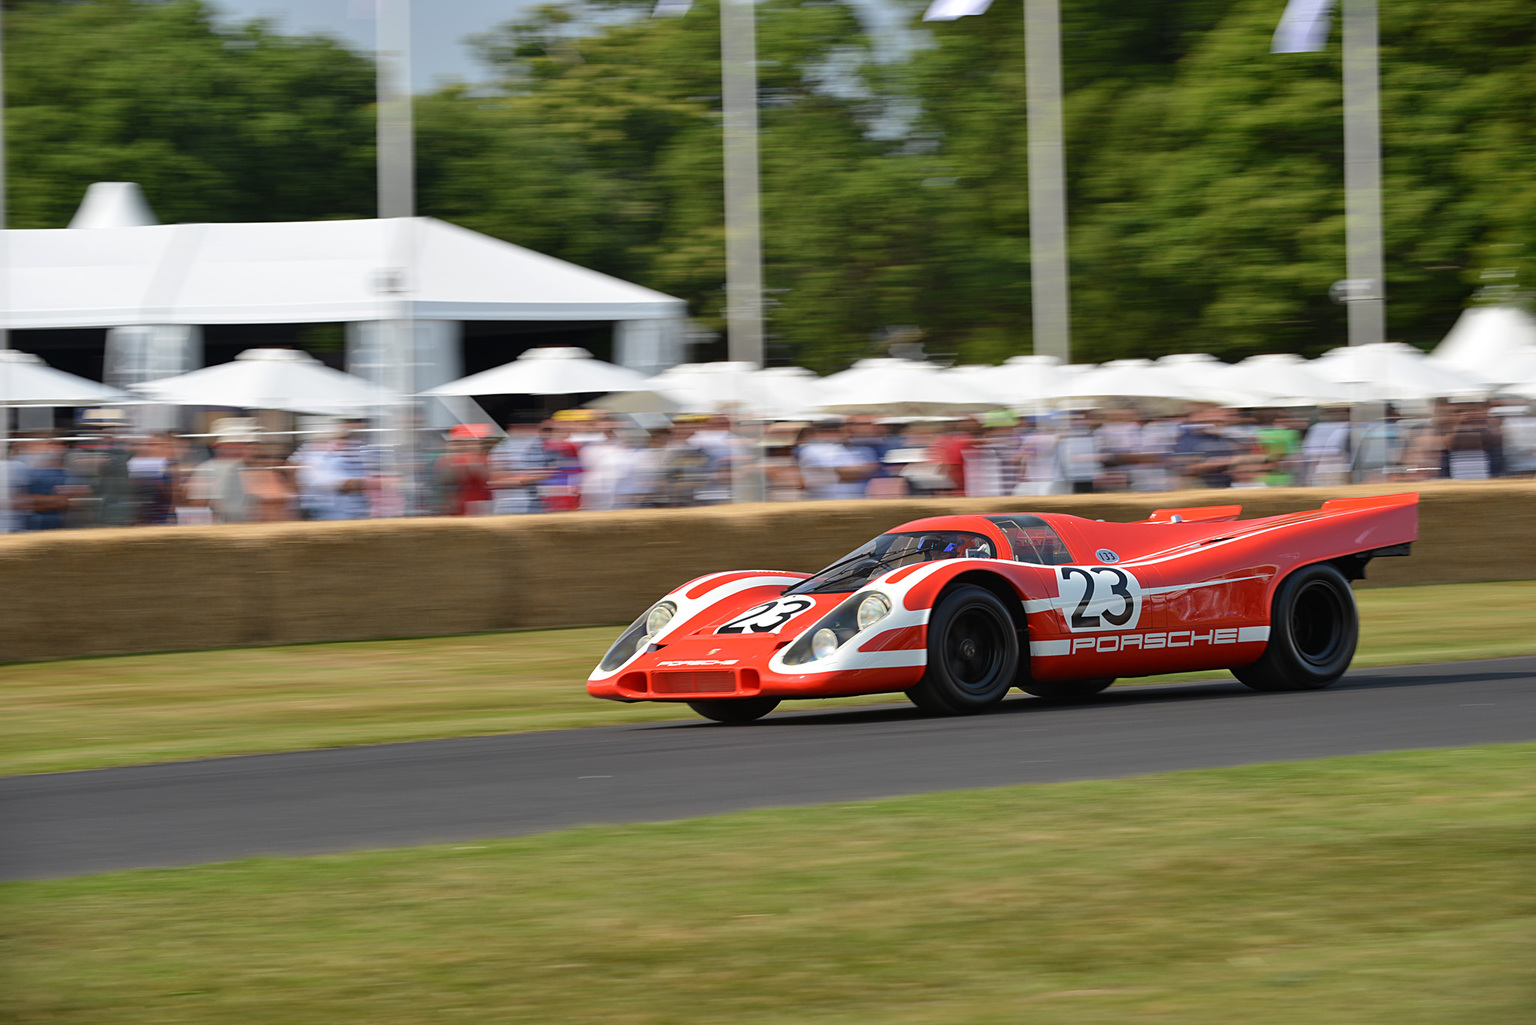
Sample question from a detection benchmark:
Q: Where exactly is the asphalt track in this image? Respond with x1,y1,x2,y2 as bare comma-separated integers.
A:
4,656,1535,880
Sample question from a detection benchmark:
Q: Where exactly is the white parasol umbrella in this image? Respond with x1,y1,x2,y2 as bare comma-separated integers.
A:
1210,353,1352,407
132,347,396,414
1311,342,1490,402
427,346,649,398
815,357,997,414
0,349,132,406
644,361,828,418
1048,358,1211,403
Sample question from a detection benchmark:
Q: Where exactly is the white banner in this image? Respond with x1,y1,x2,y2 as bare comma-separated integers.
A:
923,0,994,22
1272,0,1336,53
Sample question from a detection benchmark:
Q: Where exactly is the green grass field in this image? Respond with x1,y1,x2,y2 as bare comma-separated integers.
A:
4,744,1532,1024
2,580,1534,775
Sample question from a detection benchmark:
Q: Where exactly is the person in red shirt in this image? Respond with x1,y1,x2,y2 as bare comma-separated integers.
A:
437,424,494,515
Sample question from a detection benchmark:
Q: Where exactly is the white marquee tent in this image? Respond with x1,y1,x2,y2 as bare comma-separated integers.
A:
3,216,686,329
1431,305,1536,385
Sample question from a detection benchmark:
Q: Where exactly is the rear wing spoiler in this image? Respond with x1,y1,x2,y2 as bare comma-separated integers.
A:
1320,492,1420,513
1147,504,1243,524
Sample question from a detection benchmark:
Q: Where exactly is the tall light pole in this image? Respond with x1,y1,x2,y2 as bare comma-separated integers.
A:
1274,0,1386,347
1340,0,1385,347
0,5,11,534
719,0,766,369
1022,0,1070,362
925,0,1072,363
376,0,416,512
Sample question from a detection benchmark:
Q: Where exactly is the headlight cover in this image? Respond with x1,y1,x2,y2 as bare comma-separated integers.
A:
781,590,892,666
598,600,677,672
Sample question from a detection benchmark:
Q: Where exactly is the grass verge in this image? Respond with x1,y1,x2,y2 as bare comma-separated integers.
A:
3,579,1534,776
3,744,1533,1024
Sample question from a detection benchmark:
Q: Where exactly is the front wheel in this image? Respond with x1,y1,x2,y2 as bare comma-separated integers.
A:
1021,678,1115,702
906,585,1020,715
686,697,781,724
1233,563,1358,692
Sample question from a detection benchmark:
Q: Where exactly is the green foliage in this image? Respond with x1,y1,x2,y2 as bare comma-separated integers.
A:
4,0,376,226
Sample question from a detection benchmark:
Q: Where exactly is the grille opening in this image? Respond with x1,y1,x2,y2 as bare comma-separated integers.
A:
653,670,737,695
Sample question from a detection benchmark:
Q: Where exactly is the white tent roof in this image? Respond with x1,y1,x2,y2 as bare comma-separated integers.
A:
132,347,397,415
1431,305,1536,384
2,217,686,330
0,349,131,406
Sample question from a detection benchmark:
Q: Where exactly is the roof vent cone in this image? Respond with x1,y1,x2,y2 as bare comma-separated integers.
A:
68,182,159,229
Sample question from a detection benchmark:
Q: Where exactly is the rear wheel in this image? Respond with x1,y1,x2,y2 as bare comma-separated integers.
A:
687,697,781,724
1021,677,1115,702
906,585,1019,715
1233,564,1357,692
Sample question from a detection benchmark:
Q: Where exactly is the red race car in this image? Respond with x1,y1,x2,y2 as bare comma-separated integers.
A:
588,493,1418,723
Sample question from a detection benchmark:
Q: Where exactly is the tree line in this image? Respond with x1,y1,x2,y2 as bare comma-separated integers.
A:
6,0,1533,369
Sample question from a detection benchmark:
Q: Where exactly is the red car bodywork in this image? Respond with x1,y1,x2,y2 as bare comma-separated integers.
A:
587,493,1418,703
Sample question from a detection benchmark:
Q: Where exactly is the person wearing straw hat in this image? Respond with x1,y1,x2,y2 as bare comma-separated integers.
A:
187,417,260,524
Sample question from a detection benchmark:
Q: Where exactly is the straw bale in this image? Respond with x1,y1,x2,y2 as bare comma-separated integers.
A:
1,481,1531,662
0,525,265,661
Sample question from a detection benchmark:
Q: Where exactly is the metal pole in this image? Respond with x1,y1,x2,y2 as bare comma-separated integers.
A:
720,0,764,368
1342,0,1385,348
0,6,11,534
1023,0,1070,363
1342,0,1385,479
377,0,416,514
720,0,765,503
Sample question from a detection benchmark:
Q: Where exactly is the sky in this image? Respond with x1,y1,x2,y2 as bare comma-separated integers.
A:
210,0,924,93
211,0,517,91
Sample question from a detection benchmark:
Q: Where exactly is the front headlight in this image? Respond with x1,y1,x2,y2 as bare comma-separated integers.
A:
856,593,892,631
598,600,677,672
645,602,676,635
782,590,892,666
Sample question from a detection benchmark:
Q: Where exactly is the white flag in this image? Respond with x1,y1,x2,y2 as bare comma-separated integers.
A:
1271,0,1336,53
922,0,994,22
652,0,691,16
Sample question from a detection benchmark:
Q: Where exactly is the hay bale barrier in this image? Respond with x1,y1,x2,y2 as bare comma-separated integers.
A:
1,481,1533,662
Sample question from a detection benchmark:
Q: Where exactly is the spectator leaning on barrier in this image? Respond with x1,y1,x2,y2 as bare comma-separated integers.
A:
798,420,875,500
67,408,136,527
187,417,260,524
21,435,79,531
1174,407,1242,489
435,423,495,516
1056,412,1103,494
3,437,33,532
490,422,554,514
293,418,372,520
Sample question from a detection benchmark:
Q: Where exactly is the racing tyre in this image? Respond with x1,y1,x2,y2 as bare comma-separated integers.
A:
1233,563,1358,692
687,697,781,724
906,585,1020,715
1021,677,1115,703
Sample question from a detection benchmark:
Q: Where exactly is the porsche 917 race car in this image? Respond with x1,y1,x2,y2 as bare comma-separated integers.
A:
588,493,1418,723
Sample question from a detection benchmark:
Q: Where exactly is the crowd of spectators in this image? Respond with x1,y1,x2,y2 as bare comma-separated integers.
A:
3,401,1532,531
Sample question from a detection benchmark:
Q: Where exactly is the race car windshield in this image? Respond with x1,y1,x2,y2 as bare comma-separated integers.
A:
785,531,996,595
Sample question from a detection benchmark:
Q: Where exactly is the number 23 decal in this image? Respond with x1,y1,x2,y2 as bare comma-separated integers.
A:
1056,566,1143,632
716,597,816,634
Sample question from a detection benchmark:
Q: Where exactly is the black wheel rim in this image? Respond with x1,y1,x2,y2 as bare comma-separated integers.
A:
1291,581,1345,666
944,604,1007,695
